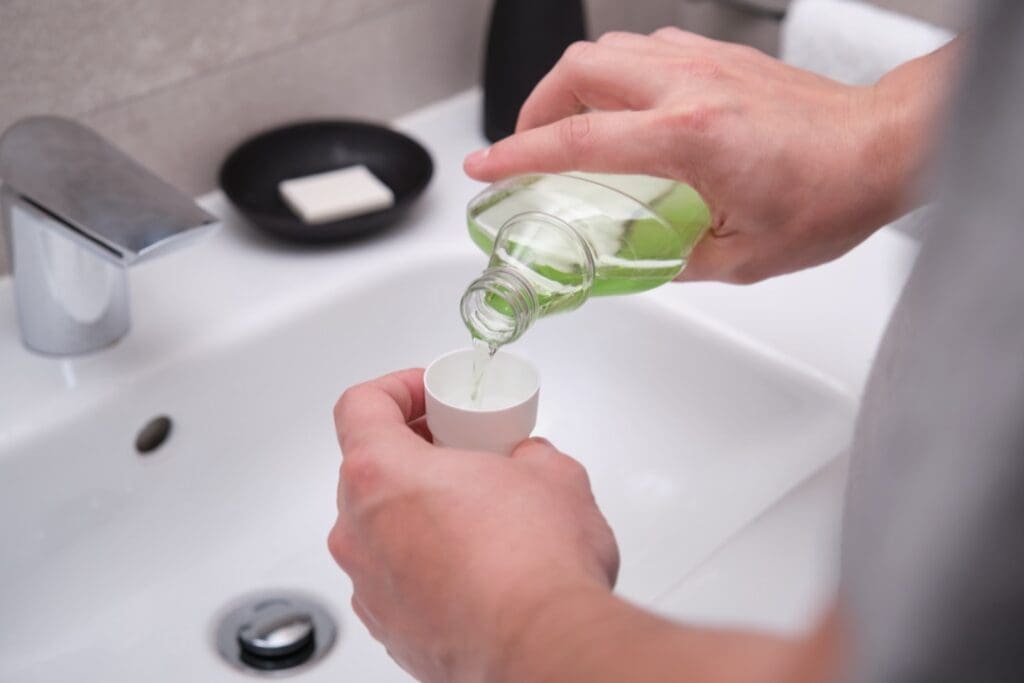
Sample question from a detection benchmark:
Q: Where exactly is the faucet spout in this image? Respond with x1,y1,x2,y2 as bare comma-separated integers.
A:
0,116,216,264
0,117,218,355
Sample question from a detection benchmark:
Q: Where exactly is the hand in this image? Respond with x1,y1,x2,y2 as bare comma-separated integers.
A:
465,28,957,283
328,369,619,683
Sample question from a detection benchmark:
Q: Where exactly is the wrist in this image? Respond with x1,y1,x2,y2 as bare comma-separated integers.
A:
484,580,616,683
859,42,962,217
866,75,928,215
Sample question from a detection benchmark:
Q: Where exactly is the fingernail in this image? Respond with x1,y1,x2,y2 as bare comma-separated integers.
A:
464,146,490,167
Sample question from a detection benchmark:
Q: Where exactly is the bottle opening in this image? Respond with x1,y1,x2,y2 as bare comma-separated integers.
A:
460,267,540,347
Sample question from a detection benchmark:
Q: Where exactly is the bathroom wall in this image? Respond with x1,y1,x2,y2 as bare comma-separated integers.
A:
870,0,973,29
0,0,976,275
0,0,683,275
673,0,972,57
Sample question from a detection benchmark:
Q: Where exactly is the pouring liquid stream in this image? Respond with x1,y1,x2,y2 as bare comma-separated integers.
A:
470,340,498,407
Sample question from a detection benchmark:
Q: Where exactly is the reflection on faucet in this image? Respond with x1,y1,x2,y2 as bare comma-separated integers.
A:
0,117,218,355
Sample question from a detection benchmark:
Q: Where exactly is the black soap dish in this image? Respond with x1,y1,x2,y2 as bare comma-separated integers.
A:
219,120,433,244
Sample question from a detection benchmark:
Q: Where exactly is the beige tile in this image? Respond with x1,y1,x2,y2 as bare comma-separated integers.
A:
675,3,782,55
0,0,410,127
587,0,680,35
869,0,974,29
79,0,489,195
0,0,688,276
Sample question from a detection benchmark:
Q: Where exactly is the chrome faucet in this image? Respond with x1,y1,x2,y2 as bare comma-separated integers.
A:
0,117,217,356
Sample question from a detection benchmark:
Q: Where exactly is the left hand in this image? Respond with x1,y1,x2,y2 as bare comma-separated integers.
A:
328,369,619,683
464,28,956,283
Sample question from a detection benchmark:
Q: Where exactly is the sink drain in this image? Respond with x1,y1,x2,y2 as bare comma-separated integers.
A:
215,591,337,675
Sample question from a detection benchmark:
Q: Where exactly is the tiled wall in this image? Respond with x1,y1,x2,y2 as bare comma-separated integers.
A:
0,0,682,275
871,0,973,29
673,0,970,59
0,0,974,275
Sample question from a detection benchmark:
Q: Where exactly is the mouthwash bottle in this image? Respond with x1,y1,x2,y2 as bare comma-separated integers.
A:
461,172,711,349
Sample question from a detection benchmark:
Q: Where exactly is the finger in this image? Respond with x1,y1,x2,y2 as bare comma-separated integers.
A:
327,523,351,568
351,594,385,641
650,27,767,71
649,26,718,49
516,42,665,133
510,436,559,460
595,30,684,56
465,110,688,182
674,231,749,283
407,415,433,443
334,369,427,454
512,439,595,497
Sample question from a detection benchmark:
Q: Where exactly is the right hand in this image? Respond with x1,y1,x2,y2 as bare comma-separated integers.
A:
465,28,955,283
328,370,619,683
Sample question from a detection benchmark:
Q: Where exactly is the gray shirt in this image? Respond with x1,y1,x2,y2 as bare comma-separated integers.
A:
841,1,1024,681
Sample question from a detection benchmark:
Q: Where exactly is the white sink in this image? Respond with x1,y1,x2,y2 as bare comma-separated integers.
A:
0,90,915,682
0,250,855,682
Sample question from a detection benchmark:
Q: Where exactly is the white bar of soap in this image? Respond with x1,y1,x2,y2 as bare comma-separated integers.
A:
278,165,395,224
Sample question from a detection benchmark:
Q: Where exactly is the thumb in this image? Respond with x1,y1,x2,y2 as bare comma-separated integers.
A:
511,437,592,488
509,436,560,460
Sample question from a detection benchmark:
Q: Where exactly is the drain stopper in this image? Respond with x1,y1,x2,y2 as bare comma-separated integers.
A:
239,600,315,668
215,591,337,675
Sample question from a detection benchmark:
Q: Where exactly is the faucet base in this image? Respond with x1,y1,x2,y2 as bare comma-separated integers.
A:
3,188,130,356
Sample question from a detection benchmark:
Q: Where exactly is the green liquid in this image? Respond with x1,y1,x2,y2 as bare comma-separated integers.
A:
468,173,710,315
469,339,496,406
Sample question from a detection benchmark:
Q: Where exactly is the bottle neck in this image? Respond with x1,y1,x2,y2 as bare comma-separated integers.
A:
462,211,597,348
461,266,540,348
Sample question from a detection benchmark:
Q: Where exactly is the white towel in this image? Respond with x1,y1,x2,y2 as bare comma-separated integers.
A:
781,0,955,85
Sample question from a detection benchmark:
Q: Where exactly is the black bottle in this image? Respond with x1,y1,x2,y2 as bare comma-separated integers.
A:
482,0,588,142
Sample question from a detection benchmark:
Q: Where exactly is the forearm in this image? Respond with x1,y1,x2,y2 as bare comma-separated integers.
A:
493,587,837,683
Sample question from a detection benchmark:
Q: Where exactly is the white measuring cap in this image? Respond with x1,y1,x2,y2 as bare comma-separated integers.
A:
424,348,540,455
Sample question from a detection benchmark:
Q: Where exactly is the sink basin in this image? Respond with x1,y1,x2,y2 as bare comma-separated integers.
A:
0,251,855,682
